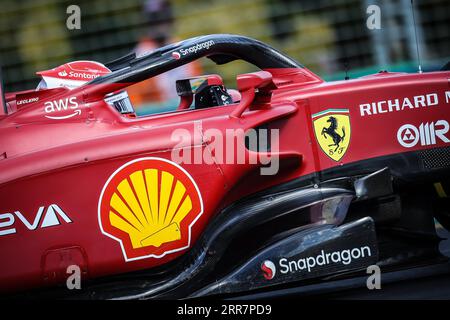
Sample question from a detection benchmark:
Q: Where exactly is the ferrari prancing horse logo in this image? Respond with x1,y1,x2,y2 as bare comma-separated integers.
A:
313,109,351,162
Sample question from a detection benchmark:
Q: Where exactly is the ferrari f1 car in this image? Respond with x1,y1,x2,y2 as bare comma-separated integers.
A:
1,34,450,299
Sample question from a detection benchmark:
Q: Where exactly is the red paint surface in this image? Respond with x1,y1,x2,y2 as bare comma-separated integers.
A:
0,67,449,291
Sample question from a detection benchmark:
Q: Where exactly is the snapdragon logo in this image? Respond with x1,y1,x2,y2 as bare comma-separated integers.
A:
277,246,372,276
179,40,215,56
261,260,276,280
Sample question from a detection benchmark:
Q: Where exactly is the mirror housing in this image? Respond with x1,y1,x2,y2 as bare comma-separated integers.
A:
230,71,276,119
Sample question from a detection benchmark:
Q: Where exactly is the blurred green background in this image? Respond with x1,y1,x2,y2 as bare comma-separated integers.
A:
0,0,448,92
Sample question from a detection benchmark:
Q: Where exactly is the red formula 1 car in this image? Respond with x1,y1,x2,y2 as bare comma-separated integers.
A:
1,34,450,299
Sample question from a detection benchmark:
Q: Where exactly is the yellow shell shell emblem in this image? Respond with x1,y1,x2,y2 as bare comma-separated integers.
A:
312,109,351,162
99,157,203,261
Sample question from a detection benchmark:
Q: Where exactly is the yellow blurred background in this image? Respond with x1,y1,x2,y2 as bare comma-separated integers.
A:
0,0,448,93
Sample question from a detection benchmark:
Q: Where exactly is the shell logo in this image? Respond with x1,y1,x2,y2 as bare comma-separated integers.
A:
98,157,203,262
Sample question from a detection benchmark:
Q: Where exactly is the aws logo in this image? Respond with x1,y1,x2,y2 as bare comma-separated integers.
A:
98,157,203,262
44,97,81,120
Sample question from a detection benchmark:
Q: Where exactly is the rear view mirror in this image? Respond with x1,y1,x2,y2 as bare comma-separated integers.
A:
230,71,276,118
176,74,230,110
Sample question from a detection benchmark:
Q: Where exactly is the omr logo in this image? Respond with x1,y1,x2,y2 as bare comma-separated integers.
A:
261,260,276,280
397,120,450,148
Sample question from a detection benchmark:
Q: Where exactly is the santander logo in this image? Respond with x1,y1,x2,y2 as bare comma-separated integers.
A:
56,69,100,80
261,260,276,280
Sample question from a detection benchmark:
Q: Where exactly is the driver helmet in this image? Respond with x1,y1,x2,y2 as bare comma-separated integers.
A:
36,60,134,115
